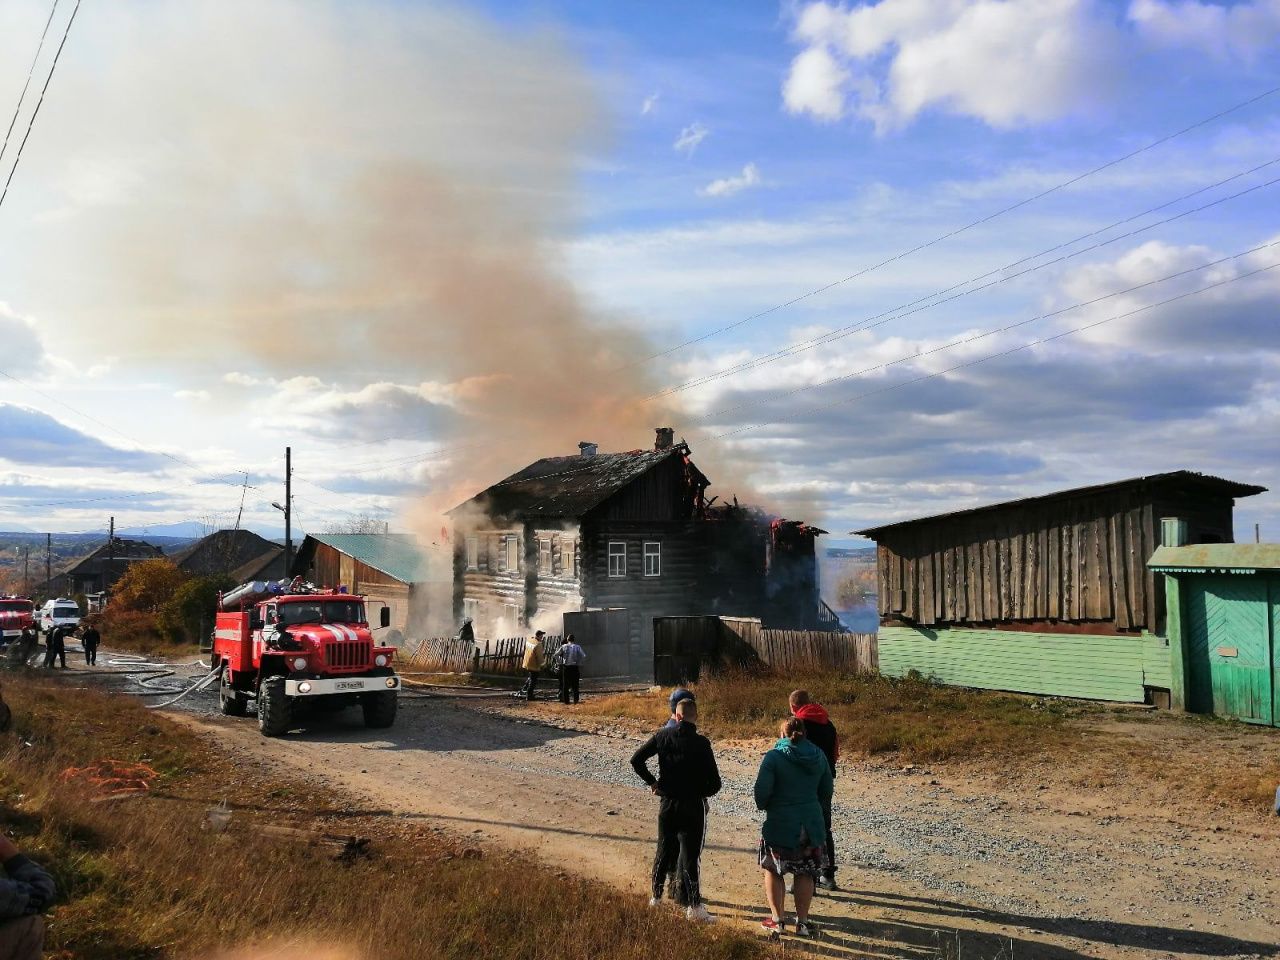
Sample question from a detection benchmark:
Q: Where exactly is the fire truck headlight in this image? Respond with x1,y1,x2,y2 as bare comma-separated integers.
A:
374,654,388,667
298,681,312,694
291,657,308,672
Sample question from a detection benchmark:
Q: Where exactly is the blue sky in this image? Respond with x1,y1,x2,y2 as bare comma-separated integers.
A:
0,0,1277,541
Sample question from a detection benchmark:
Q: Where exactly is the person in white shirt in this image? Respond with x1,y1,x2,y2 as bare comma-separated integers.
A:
555,634,586,704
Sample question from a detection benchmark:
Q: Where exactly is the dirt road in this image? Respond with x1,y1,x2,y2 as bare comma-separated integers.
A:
158,683,1277,960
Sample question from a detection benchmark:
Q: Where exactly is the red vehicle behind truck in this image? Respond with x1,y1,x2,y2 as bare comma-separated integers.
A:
0,597,35,646
212,580,400,737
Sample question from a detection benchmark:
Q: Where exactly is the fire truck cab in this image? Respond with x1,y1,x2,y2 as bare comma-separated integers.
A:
0,597,35,646
213,581,399,737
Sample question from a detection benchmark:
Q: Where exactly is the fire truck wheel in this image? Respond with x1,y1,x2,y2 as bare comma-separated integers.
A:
362,690,397,729
220,674,248,717
257,677,292,737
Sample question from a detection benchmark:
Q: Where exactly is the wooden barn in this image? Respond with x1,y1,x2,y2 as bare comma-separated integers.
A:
448,429,830,677
858,471,1266,703
291,533,442,635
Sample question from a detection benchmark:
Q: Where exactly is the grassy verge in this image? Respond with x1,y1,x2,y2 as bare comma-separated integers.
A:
0,675,773,960
568,668,1280,811
574,669,1078,763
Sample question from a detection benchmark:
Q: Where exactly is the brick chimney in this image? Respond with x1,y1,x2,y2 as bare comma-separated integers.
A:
578,441,598,458
654,427,674,451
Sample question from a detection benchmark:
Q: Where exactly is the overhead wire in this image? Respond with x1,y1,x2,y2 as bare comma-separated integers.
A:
704,246,1280,442
0,0,60,169
614,81,1280,373
655,160,1280,407
0,0,81,213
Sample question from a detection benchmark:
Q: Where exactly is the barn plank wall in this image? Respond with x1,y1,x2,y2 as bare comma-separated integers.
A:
877,491,1181,634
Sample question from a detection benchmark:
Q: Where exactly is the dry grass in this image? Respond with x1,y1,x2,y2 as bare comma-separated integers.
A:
576,669,1077,764
0,676,774,960
571,668,1280,812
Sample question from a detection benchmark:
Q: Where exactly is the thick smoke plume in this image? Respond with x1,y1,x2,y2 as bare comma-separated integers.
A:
1,0,750,512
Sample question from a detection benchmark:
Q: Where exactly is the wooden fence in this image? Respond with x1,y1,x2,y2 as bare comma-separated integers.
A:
654,615,878,683
403,635,564,676
751,629,878,674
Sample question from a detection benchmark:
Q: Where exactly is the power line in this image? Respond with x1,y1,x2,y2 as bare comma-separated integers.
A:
698,238,1277,425
0,0,81,213
653,161,1280,401
616,81,1280,372
0,365,257,488
0,0,60,168
705,249,1280,442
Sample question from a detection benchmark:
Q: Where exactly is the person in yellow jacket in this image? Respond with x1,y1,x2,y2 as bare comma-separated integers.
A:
518,630,546,701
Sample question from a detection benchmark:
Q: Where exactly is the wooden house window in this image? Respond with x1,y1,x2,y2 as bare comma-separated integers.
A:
465,537,479,571
539,538,552,574
608,541,627,578
643,541,661,578
504,537,520,573
565,538,577,579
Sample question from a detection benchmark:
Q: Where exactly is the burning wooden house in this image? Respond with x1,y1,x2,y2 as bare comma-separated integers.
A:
448,428,830,675
857,471,1266,703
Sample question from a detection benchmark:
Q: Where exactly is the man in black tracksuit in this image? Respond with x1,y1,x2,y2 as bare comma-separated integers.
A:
630,698,721,920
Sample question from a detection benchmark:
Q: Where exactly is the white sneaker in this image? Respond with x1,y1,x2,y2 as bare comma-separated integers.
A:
686,904,716,923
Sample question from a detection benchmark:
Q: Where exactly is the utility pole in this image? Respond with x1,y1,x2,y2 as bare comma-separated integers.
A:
1256,523,1261,544
23,546,29,596
284,446,293,575
107,516,115,598
45,533,51,598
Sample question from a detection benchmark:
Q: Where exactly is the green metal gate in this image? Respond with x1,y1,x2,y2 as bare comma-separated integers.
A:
1184,576,1276,725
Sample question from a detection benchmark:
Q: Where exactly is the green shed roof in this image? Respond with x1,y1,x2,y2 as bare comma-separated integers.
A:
306,533,431,584
1147,543,1280,573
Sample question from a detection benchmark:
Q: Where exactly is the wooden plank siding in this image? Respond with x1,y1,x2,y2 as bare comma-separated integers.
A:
879,625,1173,702
875,493,1176,634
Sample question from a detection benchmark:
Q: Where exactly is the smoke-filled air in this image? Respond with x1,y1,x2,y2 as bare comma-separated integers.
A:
0,0,778,552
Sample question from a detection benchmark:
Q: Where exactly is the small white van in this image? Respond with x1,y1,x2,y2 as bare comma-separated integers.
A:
39,598,81,635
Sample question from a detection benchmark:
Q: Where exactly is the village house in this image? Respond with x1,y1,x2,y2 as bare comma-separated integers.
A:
62,536,166,597
291,532,448,636
448,428,829,675
858,471,1266,704
173,529,286,583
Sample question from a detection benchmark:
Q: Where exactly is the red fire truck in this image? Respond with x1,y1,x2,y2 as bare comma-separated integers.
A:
0,596,35,646
213,580,399,737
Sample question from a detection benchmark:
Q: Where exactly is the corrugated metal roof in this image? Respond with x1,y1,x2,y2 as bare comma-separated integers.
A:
306,533,430,584
449,448,681,520
855,471,1267,537
1147,543,1280,572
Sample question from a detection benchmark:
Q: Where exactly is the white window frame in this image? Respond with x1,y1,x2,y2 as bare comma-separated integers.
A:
643,541,662,578
564,538,577,579
607,541,627,578
539,538,552,575
505,536,519,573
465,536,479,572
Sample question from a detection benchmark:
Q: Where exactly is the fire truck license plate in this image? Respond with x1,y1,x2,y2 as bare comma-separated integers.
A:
334,680,368,691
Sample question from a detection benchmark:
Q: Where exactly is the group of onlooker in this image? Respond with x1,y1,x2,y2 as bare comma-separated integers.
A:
630,686,840,938
516,630,586,704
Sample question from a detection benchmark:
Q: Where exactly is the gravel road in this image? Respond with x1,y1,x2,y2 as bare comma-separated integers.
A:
107,668,1276,960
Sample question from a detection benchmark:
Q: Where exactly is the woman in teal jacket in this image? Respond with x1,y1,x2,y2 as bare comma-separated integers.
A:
753,716,833,937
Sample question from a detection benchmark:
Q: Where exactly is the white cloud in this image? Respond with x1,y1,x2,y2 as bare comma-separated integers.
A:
782,46,850,121
1129,0,1280,61
641,92,660,115
223,371,267,387
674,122,709,155
253,376,463,439
174,389,211,401
700,163,762,198
783,0,1126,131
